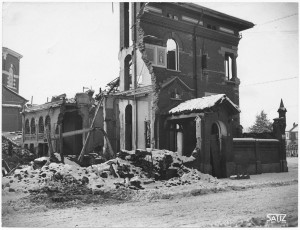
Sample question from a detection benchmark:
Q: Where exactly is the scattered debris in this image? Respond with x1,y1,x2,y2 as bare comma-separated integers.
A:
230,174,250,180
2,148,219,203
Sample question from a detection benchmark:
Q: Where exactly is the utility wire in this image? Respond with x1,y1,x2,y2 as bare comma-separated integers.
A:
245,30,298,34
240,76,298,87
258,13,298,26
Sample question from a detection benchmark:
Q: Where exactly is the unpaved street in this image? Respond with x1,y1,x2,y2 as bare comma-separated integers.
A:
3,183,297,227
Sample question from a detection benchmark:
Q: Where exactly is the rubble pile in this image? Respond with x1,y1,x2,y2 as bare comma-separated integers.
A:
163,169,219,187
2,149,219,202
117,149,197,180
2,135,35,171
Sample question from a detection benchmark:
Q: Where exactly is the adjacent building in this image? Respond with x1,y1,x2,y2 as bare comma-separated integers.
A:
2,47,28,132
21,91,104,157
286,123,298,146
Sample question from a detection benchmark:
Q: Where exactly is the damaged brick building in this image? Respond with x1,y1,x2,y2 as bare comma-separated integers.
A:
101,3,287,177
22,91,104,158
102,3,253,176
20,2,288,178
2,47,28,132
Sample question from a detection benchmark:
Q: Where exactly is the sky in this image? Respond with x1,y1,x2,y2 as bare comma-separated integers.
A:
2,1,299,130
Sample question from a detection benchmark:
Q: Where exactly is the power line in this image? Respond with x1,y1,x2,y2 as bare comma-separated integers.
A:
245,30,298,34
240,76,298,87
258,13,298,26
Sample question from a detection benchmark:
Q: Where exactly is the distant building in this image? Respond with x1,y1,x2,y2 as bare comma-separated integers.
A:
286,123,298,146
2,47,28,132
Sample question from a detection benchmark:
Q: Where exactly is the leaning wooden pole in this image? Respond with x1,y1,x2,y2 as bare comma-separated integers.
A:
77,81,119,162
58,124,64,164
77,95,104,162
46,125,54,163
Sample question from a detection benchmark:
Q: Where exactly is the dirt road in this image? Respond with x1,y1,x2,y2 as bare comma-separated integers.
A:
3,183,297,227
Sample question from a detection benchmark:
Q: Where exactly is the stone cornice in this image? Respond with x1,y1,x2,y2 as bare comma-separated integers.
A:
140,12,240,46
2,47,23,60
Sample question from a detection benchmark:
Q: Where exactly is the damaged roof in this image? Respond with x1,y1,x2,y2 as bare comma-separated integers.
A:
169,94,240,115
111,85,152,97
24,98,76,113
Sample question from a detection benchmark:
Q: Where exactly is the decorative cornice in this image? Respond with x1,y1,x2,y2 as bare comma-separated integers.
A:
2,47,23,60
141,12,240,46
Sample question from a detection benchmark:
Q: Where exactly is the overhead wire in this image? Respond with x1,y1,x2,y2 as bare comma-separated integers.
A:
240,76,298,87
258,13,298,26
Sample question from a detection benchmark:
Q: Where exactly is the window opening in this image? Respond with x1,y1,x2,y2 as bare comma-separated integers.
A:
39,117,44,133
25,119,30,134
167,39,178,70
30,118,36,134
225,53,233,80
45,115,51,131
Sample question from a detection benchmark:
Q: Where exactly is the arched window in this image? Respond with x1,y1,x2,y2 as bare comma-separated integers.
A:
25,119,30,134
45,115,51,131
30,118,36,134
167,39,178,70
124,55,132,90
38,117,44,133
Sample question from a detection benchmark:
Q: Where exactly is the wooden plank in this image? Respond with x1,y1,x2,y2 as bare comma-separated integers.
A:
167,112,204,121
45,125,54,163
78,96,104,162
51,128,93,140
59,124,64,163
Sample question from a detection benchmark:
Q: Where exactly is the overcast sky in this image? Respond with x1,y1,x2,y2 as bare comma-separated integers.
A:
2,2,299,130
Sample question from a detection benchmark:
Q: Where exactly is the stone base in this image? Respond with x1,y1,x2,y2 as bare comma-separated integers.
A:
256,161,262,174
261,163,281,173
226,162,236,177
280,160,288,172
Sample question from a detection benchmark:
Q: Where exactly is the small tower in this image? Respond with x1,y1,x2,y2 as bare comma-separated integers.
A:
277,99,287,120
273,99,288,172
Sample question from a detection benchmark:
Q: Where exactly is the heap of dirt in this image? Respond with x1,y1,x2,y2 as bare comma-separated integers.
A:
2,149,219,205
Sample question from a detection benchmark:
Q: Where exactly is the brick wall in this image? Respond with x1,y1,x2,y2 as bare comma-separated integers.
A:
233,138,281,174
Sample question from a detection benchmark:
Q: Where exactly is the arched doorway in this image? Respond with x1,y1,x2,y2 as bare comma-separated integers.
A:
62,111,83,156
210,122,222,178
125,104,132,150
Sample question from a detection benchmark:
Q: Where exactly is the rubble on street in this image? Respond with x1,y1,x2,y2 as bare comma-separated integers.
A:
2,149,220,203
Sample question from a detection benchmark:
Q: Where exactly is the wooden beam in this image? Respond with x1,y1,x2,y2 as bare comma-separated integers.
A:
51,128,94,140
58,124,64,163
167,113,204,121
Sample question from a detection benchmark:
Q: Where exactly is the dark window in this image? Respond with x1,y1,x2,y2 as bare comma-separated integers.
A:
167,39,178,70
202,54,208,69
30,118,36,134
25,119,30,134
45,115,51,131
38,117,44,133
124,55,132,90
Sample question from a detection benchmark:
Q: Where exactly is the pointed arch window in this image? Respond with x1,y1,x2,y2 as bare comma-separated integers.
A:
124,55,132,90
167,39,178,71
25,119,30,134
30,118,36,134
45,115,51,131
38,117,44,133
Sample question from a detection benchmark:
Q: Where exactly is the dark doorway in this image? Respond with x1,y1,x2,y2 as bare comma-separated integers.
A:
183,119,196,156
125,104,132,150
62,111,83,156
210,123,222,178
